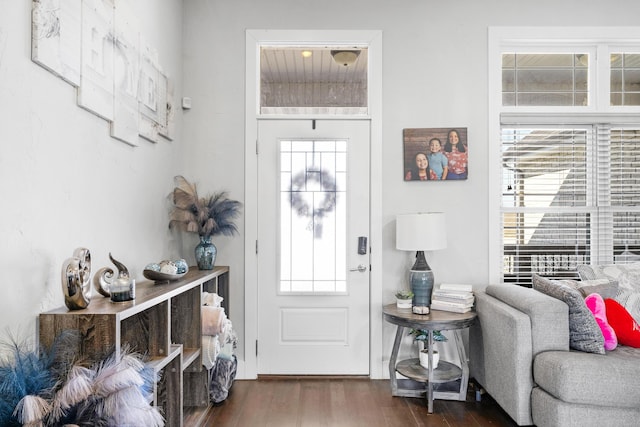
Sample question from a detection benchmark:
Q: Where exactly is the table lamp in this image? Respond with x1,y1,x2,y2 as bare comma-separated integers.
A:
396,213,447,314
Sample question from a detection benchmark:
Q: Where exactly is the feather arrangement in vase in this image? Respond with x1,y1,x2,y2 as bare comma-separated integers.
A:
169,175,242,239
169,175,242,269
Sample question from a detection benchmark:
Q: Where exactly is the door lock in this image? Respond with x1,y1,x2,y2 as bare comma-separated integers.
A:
349,264,367,273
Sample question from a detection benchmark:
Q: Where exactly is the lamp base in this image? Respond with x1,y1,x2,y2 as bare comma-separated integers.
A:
410,268,434,315
412,305,430,315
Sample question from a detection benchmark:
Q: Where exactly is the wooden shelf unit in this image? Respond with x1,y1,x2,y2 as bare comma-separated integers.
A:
39,266,230,427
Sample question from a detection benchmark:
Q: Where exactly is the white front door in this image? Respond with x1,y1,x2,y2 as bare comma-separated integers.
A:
257,119,370,375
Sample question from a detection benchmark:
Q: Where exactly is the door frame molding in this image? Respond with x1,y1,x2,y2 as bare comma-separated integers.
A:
243,29,383,379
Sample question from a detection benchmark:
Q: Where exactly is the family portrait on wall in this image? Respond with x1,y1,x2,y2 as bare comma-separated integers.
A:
403,127,468,181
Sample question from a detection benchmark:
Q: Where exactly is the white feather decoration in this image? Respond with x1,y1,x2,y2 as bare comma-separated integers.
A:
90,350,163,425
97,386,164,427
119,353,145,371
12,394,50,425
93,366,144,397
50,365,95,420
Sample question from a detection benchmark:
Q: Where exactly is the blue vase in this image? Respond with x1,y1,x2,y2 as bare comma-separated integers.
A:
410,269,434,314
195,236,217,270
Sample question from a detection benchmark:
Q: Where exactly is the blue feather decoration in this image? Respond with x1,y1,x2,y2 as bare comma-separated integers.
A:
0,331,164,427
0,336,55,426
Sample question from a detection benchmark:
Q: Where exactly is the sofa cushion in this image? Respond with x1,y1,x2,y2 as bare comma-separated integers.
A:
605,299,640,348
532,380,640,427
534,346,640,410
532,274,605,354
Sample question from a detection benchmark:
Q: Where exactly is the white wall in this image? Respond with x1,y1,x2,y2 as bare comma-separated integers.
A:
0,0,184,344
183,0,640,376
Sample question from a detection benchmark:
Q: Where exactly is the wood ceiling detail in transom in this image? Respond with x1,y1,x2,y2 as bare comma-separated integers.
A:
261,47,368,85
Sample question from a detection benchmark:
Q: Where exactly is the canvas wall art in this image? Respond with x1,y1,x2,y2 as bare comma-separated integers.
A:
77,0,115,121
30,0,174,147
110,0,140,146
158,74,175,141
138,42,161,143
31,0,81,86
403,127,468,181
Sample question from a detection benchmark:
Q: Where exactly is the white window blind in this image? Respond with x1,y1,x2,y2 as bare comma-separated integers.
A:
611,128,640,263
501,126,591,285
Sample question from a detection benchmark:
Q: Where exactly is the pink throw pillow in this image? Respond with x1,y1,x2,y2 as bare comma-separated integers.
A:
585,293,618,351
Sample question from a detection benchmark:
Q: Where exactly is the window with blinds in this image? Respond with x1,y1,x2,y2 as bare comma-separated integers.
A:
501,125,640,286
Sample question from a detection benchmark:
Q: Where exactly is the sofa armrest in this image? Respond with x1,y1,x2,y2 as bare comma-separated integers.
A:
469,285,569,426
487,284,569,355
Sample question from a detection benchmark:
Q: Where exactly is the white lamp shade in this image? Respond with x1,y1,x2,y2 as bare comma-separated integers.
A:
396,212,447,251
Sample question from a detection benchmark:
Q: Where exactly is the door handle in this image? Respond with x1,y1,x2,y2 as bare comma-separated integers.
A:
350,264,367,273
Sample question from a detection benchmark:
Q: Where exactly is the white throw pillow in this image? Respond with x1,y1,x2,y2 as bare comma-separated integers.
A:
615,270,640,324
577,262,640,282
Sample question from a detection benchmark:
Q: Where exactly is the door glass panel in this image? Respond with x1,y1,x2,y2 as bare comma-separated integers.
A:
279,139,347,293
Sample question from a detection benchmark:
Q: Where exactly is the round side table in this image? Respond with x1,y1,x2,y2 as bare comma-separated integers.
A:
383,304,477,413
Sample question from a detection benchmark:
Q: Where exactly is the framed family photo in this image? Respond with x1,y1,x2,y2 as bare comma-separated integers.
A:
403,127,468,181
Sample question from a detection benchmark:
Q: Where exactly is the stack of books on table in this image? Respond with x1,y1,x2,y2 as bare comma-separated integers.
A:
431,284,474,313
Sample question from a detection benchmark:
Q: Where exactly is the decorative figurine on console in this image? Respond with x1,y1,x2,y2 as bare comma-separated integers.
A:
61,247,92,310
93,253,135,302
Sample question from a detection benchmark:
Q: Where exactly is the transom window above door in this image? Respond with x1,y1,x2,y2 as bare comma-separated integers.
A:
260,47,368,115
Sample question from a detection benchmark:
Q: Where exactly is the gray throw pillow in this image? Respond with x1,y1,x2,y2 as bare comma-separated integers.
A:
562,278,618,299
532,274,605,354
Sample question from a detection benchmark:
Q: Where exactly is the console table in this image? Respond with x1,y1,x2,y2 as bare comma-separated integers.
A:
383,304,477,413
39,266,229,427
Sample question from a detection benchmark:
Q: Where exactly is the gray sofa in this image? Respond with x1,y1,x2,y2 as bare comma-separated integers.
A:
469,284,640,426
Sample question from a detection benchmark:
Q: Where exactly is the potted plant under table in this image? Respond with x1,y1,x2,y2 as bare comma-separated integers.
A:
410,328,448,369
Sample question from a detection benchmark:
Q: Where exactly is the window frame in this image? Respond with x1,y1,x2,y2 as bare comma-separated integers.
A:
488,27,640,285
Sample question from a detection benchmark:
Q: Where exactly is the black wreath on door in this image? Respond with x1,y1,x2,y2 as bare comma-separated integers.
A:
289,169,337,238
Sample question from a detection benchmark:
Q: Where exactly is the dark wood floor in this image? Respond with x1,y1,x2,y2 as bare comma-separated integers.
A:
195,378,519,426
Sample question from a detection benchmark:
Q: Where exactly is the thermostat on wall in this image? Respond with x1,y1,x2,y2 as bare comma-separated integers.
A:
182,97,192,110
